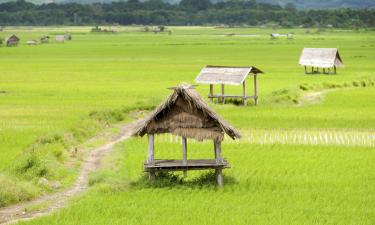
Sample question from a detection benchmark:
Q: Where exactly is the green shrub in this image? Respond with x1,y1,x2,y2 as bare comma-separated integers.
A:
0,175,41,207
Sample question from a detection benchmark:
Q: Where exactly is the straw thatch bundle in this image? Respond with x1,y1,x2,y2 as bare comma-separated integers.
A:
133,84,241,142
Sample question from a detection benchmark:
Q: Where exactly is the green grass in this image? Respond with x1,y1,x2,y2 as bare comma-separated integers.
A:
19,140,375,225
0,26,374,224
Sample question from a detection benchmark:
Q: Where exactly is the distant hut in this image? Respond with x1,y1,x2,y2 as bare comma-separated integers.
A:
55,35,65,43
195,65,264,106
26,40,37,45
6,34,20,47
64,33,72,40
133,84,241,186
40,35,50,44
270,33,280,39
287,33,294,39
299,48,344,75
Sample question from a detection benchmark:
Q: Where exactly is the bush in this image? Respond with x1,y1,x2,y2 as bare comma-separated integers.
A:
0,175,40,207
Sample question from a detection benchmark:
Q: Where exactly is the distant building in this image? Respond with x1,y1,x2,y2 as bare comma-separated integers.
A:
299,48,344,75
26,40,37,45
6,34,20,47
55,35,65,43
40,35,50,44
195,65,264,106
64,33,72,40
133,84,241,186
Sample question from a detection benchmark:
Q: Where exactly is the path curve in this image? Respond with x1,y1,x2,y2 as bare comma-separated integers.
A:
0,122,136,225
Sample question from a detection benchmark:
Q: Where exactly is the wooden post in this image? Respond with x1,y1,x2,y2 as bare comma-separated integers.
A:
221,84,225,104
254,74,258,106
214,141,223,186
214,141,222,163
148,134,155,181
323,68,326,74
182,136,187,177
304,66,307,74
216,169,223,187
209,84,213,103
334,66,337,74
243,80,247,106
311,67,314,74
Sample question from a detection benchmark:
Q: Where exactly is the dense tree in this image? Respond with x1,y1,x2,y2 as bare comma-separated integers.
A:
0,0,373,28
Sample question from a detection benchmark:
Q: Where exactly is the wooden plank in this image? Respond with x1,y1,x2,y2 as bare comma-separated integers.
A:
144,159,230,172
208,94,255,99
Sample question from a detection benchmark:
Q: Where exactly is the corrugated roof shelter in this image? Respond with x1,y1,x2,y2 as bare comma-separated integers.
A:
133,83,241,186
195,65,264,106
299,48,344,75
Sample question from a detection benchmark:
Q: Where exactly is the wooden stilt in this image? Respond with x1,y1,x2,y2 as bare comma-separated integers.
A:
216,169,223,186
304,66,307,74
182,136,187,177
148,134,155,181
334,66,337,74
214,141,222,163
323,68,326,74
221,84,225,104
243,80,247,106
254,74,258,106
209,84,213,103
311,67,314,74
214,141,223,186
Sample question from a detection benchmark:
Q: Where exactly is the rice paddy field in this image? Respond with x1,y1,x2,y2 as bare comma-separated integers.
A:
0,26,374,224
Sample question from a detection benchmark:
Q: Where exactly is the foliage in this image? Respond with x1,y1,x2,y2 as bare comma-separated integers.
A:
0,0,374,27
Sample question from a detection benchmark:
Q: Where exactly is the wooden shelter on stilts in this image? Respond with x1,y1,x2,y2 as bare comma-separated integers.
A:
133,84,241,186
195,65,264,106
299,48,344,75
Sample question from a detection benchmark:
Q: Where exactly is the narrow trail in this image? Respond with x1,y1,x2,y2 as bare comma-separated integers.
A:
0,122,136,225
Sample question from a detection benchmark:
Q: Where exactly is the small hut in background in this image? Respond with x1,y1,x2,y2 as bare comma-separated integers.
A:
26,40,37,45
40,35,50,44
64,33,72,40
195,65,264,106
299,48,344,75
270,33,280,39
133,84,241,186
55,35,65,43
6,34,19,47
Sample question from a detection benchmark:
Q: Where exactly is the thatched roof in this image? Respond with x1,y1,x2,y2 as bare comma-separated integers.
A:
6,34,19,43
195,65,264,86
299,48,344,68
133,84,241,142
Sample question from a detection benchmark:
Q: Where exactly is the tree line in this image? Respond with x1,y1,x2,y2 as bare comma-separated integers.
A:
0,0,374,28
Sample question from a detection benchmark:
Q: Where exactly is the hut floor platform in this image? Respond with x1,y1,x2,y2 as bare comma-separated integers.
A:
144,159,229,172
208,94,256,99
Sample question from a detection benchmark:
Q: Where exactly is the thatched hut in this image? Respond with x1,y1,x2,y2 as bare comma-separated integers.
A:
133,84,241,186
299,48,344,75
55,35,65,43
6,34,19,47
40,35,50,44
195,65,264,106
26,40,37,45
